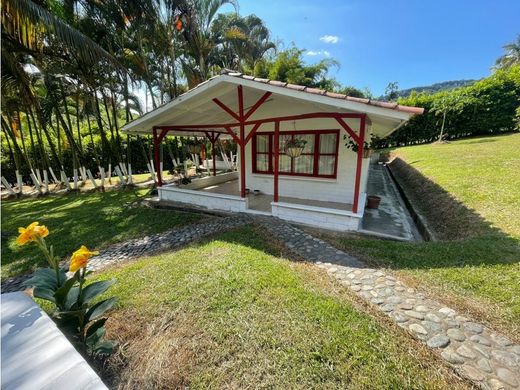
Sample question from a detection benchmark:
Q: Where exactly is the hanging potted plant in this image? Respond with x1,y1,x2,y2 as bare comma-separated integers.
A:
284,138,307,158
343,133,377,158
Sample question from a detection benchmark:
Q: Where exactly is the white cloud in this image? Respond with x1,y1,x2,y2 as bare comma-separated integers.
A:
319,35,339,44
306,50,331,57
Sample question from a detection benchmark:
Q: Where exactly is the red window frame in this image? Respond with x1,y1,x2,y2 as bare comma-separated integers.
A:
252,129,340,178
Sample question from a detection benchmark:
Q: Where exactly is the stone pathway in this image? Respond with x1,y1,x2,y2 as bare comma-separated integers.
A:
3,212,519,389
1,215,251,293
256,217,520,390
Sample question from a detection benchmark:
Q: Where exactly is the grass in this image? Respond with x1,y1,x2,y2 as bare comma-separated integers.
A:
1,189,202,279
316,133,520,339
95,226,468,389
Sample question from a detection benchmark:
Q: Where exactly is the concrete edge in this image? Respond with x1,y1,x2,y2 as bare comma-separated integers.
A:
385,162,438,242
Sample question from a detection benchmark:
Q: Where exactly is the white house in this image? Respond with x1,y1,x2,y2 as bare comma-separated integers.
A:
122,71,423,231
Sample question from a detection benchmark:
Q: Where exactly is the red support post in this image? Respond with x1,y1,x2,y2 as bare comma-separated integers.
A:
273,121,280,202
238,86,246,198
352,115,366,213
153,127,162,187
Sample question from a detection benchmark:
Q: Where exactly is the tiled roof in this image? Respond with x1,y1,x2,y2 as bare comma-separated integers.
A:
220,69,424,115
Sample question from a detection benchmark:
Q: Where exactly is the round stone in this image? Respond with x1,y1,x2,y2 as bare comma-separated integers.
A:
422,320,442,333
381,304,395,312
386,296,402,304
487,378,507,390
415,305,429,312
425,313,442,323
457,345,477,359
490,334,512,347
409,323,428,335
427,335,450,348
496,367,519,387
491,350,519,367
398,303,414,310
473,344,491,359
460,365,485,382
441,348,465,364
439,307,456,317
447,328,466,342
463,322,484,334
351,285,361,292
392,313,409,323
476,358,493,373
512,345,520,356
470,335,492,346
371,297,385,305
405,310,425,320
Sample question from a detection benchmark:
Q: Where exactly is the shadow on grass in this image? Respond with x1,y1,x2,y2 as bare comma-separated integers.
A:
1,189,202,278
333,155,518,270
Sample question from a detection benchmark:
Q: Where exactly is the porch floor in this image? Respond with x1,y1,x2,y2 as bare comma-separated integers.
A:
197,179,353,213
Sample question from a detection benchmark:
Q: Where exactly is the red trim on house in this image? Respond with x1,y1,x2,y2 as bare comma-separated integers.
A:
212,98,240,121
252,129,340,179
244,92,272,120
352,115,367,213
238,86,246,198
273,121,280,202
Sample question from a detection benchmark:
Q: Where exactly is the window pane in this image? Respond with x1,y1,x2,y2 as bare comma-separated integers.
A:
318,155,336,175
294,155,314,174
256,134,269,152
320,133,337,153
256,154,269,172
279,155,291,172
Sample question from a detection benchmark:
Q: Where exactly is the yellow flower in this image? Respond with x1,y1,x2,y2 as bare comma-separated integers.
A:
16,222,49,245
69,245,99,273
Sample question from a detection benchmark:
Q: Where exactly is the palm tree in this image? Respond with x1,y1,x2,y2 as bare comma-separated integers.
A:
495,35,520,70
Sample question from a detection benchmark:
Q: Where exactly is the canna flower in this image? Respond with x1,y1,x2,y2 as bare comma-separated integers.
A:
70,245,99,273
16,222,49,245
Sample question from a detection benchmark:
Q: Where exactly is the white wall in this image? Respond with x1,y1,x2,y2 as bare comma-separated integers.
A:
242,117,370,204
272,202,362,231
159,185,247,212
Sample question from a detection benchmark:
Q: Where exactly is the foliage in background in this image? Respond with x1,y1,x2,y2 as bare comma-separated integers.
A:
381,65,520,147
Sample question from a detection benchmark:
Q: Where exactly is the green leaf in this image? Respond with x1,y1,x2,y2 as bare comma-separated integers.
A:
86,318,107,340
85,297,117,322
54,273,79,308
64,287,80,310
86,326,106,348
82,280,115,303
24,268,58,289
33,286,56,303
92,341,116,355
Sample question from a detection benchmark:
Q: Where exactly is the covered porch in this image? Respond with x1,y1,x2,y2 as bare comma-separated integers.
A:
122,71,422,231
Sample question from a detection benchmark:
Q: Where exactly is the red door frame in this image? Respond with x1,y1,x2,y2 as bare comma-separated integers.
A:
152,86,367,212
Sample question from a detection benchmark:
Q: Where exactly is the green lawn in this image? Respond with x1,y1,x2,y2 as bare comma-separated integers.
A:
1,189,202,279
96,226,467,389
319,133,520,339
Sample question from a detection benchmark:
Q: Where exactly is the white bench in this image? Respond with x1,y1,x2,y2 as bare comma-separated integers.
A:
1,292,108,390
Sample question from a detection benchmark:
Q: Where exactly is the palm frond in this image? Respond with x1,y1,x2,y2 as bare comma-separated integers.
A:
2,0,122,69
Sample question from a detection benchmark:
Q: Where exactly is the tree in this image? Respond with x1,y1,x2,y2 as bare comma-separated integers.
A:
384,81,399,101
495,35,520,70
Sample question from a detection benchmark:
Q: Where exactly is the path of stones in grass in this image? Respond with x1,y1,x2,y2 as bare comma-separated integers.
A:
3,213,519,389
0,215,251,293
255,217,520,390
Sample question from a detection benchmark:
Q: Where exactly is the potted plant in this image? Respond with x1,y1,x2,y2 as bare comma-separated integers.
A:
367,195,381,209
344,133,380,158
284,138,307,158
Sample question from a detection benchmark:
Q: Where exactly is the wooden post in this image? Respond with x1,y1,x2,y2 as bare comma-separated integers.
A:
274,121,280,202
352,115,366,213
238,86,246,198
153,127,162,187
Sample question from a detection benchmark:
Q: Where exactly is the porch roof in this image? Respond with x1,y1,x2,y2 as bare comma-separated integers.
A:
122,71,423,139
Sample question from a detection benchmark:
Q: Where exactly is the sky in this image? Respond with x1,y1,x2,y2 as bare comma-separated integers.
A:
228,0,519,95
